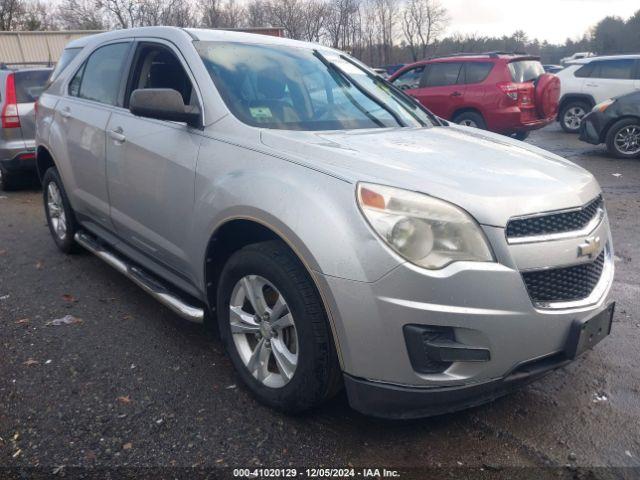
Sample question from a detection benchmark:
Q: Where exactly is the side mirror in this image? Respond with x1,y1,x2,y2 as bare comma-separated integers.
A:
129,89,202,128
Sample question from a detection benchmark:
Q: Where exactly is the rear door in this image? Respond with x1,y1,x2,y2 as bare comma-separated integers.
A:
414,62,465,118
582,59,637,103
53,41,132,229
14,69,51,144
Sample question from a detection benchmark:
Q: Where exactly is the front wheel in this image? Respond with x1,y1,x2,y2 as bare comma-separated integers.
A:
217,241,341,413
559,101,589,133
606,118,640,159
510,131,530,141
42,167,79,253
452,111,487,130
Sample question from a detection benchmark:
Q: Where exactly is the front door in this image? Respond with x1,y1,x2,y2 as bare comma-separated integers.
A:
105,41,203,276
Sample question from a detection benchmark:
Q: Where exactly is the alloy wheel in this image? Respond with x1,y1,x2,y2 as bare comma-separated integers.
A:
563,106,585,130
47,182,67,240
459,119,478,128
229,275,298,388
614,125,640,156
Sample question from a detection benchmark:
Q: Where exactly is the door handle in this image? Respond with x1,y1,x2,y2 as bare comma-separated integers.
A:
450,91,463,97
585,83,599,87
108,127,126,143
59,107,71,118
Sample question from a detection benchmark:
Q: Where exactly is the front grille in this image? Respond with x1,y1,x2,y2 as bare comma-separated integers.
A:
522,249,606,303
507,196,603,239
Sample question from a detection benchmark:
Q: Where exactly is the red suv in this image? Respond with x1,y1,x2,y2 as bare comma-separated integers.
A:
389,53,560,139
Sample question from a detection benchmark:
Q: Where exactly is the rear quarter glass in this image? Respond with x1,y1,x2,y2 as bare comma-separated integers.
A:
15,70,51,103
48,47,82,84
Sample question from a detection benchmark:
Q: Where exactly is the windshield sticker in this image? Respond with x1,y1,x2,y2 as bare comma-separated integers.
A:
250,107,273,120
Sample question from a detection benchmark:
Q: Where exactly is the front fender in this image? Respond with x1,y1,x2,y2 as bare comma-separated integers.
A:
189,136,402,290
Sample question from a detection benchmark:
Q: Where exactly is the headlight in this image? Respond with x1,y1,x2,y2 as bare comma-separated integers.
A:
357,183,494,269
593,99,615,112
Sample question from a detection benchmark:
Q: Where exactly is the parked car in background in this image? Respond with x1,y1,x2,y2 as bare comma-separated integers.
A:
543,64,564,74
556,55,640,133
560,52,595,64
0,65,52,190
37,27,614,418
389,53,560,140
372,67,389,79
580,91,640,158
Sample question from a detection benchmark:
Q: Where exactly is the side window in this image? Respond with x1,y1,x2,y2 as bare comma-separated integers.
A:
69,42,131,106
127,44,194,107
574,63,593,78
392,66,424,90
592,59,635,80
462,62,493,84
423,62,462,87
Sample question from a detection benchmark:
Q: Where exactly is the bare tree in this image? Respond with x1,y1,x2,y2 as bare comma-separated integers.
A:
200,0,244,28
245,0,269,27
401,0,447,61
325,0,359,49
370,0,399,64
0,0,25,30
57,0,107,30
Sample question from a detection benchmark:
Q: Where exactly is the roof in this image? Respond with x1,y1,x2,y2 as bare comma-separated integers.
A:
66,26,325,52
0,30,103,64
569,54,640,65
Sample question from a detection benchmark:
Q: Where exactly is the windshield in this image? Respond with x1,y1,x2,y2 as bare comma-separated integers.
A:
508,60,545,83
195,41,435,131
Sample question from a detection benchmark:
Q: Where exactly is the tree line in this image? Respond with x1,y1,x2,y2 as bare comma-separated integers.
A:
0,0,639,66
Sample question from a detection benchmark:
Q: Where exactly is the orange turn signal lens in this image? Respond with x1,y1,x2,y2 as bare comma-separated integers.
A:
359,187,386,209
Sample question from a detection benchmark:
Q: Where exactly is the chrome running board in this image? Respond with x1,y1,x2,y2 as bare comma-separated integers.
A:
74,231,204,324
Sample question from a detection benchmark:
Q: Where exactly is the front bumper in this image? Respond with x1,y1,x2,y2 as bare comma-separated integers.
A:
344,352,571,419
319,221,614,418
579,111,605,145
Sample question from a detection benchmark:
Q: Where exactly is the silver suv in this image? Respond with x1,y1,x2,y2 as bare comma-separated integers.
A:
36,27,615,419
0,65,51,190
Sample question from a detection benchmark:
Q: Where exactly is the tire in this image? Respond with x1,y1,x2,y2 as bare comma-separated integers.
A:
559,100,589,133
0,167,16,191
452,111,487,130
217,240,341,413
605,118,640,159
42,167,79,253
511,131,530,141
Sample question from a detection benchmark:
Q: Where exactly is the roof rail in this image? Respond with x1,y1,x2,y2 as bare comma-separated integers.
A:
428,51,531,60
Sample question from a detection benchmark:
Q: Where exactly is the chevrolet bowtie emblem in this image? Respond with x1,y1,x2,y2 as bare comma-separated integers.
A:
578,236,602,259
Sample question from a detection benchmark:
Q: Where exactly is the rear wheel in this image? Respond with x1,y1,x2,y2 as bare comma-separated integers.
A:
217,240,341,413
606,118,640,159
560,100,589,133
42,167,79,253
0,167,15,191
453,111,487,130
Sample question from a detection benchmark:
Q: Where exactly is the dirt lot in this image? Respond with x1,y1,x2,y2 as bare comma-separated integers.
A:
1,124,639,475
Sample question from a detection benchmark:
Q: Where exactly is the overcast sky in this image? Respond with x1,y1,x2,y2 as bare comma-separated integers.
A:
443,0,639,44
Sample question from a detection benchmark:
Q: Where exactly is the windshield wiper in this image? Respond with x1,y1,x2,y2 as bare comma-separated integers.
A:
338,54,442,127
313,49,407,128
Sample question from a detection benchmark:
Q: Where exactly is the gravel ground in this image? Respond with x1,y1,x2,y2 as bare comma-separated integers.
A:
1,124,639,476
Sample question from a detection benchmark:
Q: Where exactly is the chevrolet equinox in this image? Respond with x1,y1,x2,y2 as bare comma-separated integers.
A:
36,27,615,419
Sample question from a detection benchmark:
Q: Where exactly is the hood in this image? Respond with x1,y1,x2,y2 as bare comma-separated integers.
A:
260,125,600,227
